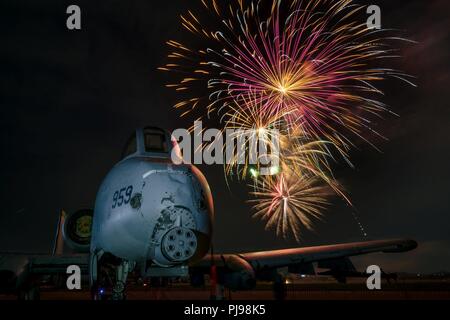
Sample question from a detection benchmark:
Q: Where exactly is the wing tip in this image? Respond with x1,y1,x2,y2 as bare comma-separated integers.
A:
383,239,418,253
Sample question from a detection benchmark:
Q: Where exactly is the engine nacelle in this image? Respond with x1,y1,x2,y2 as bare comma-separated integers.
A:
62,209,93,253
220,255,256,291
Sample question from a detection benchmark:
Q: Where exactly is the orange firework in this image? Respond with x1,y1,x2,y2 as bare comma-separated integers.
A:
250,173,332,242
160,0,414,240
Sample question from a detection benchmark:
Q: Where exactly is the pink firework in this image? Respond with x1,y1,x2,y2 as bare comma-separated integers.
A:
160,0,414,154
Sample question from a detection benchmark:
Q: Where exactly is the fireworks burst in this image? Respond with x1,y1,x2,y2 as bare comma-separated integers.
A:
220,93,347,205
220,92,289,180
160,0,414,153
250,173,332,242
160,0,413,241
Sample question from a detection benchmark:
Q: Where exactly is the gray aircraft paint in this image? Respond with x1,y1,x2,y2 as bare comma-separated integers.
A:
90,127,213,267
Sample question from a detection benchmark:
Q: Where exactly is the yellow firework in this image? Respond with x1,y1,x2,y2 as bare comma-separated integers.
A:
160,0,414,241
220,92,289,180
160,0,414,155
250,173,332,242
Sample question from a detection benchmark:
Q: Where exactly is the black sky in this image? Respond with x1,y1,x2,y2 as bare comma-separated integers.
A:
0,0,449,273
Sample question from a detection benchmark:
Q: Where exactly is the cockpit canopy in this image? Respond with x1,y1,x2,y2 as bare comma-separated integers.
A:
121,127,180,160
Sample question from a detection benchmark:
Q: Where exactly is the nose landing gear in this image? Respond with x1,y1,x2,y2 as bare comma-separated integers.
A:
90,252,135,301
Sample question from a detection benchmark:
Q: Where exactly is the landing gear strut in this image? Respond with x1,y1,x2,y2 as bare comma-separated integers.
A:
273,273,287,300
90,251,135,300
112,260,134,300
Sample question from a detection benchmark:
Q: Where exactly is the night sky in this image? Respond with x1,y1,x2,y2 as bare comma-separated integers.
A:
0,0,449,273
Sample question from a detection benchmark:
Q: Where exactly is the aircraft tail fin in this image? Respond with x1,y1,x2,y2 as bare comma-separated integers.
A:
52,210,66,255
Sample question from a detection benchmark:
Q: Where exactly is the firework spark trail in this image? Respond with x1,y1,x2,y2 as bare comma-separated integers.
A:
160,0,414,154
250,173,332,242
220,92,289,180
221,93,348,200
220,93,348,205
160,0,414,241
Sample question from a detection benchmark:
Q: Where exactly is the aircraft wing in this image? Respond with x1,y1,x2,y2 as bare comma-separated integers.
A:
236,239,417,270
190,239,417,289
195,239,417,269
190,239,417,290
0,253,89,292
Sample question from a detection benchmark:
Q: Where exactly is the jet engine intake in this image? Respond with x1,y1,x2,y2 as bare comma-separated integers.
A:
63,209,93,252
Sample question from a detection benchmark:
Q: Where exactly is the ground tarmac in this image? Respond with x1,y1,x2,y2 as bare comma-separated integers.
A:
1,277,450,300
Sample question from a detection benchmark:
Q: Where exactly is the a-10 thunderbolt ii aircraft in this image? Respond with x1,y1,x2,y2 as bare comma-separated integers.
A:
0,127,417,299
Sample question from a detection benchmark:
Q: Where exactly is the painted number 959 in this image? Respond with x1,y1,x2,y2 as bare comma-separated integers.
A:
112,186,133,209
